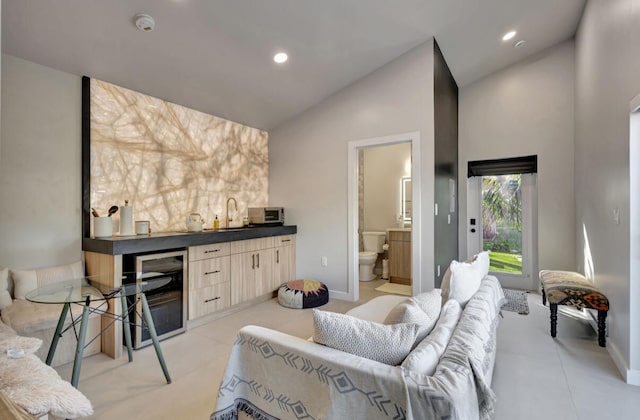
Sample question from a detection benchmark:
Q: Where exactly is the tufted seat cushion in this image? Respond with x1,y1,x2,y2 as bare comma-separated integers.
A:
278,279,329,309
540,270,609,310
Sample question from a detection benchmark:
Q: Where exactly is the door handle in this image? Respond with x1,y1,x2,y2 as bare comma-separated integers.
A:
256,253,260,268
252,254,255,269
276,250,280,264
204,270,220,275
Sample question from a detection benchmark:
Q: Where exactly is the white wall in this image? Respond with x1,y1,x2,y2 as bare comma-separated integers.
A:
575,0,640,383
269,40,435,299
0,54,82,269
363,143,411,233
459,41,576,274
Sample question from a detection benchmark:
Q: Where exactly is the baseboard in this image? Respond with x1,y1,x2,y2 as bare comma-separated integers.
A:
328,289,354,302
607,340,640,386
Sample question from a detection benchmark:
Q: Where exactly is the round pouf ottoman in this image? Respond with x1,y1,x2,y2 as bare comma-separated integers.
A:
278,279,329,309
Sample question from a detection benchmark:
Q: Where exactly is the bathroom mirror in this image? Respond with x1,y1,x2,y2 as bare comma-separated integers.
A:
401,176,412,224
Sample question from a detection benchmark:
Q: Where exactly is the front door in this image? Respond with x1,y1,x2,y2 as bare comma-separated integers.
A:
467,173,538,290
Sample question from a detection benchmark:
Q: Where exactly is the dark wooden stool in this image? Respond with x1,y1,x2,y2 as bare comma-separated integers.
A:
539,270,609,347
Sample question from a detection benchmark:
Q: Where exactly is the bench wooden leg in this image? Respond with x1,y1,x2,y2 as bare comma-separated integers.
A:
550,303,558,338
598,310,607,347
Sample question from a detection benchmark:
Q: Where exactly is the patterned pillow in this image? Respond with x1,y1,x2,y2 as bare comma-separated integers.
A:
401,299,462,375
313,309,419,365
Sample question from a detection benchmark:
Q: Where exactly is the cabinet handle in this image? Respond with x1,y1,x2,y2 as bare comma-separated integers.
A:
204,270,220,275
204,296,220,303
276,250,280,264
257,253,260,268
252,254,255,269
204,249,220,254
281,239,291,243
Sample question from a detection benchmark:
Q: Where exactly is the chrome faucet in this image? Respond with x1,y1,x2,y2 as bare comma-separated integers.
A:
225,197,238,229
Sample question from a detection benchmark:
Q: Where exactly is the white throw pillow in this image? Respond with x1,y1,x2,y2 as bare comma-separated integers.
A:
440,254,478,302
0,268,12,310
313,309,419,365
383,290,442,343
11,261,84,300
401,299,462,375
448,251,490,307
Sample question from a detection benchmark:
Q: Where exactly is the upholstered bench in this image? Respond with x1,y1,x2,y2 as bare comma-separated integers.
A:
277,279,329,309
539,270,609,347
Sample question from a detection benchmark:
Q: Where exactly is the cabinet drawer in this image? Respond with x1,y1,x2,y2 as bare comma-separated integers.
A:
189,282,231,319
274,234,296,247
189,257,230,288
230,237,275,254
189,242,231,261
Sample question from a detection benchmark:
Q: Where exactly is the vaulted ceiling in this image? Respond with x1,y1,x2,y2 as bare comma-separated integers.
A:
2,0,585,130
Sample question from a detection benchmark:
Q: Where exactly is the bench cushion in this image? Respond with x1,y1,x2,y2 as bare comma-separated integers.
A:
540,270,609,310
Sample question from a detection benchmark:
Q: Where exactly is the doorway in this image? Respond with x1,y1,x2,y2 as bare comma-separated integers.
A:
347,132,422,301
466,157,538,290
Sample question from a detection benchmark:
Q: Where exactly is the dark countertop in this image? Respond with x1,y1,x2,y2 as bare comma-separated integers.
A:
82,225,297,255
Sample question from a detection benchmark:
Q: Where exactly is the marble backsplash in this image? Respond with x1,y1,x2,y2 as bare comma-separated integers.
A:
90,79,268,234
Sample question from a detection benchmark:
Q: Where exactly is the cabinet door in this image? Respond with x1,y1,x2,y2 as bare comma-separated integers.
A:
230,252,257,305
389,233,411,283
274,244,295,288
189,243,230,261
254,248,274,296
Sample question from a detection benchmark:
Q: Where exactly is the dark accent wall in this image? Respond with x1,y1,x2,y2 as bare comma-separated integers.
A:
433,40,459,287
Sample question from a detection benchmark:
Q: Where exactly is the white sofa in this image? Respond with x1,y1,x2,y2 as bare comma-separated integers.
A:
0,263,102,368
212,272,506,420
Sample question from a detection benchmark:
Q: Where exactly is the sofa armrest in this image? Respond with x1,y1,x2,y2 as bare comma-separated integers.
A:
213,325,452,420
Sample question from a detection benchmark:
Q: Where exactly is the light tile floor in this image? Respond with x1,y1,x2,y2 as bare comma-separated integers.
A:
53,281,640,419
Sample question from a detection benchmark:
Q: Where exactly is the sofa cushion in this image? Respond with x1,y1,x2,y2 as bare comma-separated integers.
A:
1,299,105,335
401,299,462,375
313,309,419,365
383,289,441,343
345,294,407,323
0,269,12,311
448,251,490,307
11,261,84,300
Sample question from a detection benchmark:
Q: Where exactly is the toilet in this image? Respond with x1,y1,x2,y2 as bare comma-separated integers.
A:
359,231,386,282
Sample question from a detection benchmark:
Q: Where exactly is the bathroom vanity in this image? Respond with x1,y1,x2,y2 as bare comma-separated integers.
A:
387,228,411,285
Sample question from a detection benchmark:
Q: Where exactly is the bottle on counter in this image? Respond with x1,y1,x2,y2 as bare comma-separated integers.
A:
213,215,220,230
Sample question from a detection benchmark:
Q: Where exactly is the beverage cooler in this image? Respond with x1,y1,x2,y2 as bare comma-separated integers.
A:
123,250,187,349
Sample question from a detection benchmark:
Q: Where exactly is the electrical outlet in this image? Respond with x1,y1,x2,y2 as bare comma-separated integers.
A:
321,256,328,267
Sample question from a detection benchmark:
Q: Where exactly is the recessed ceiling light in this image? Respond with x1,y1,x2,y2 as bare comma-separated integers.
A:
514,40,527,48
502,31,516,41
273,52,288,64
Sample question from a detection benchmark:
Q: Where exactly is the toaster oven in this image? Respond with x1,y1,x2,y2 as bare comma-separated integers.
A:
248,207,284,225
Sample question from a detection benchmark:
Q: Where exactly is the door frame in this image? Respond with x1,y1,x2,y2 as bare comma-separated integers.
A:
347,132,422,301
467,173,538,290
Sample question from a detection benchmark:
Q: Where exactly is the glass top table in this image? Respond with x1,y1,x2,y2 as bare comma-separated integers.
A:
25,275,172,304
25,275,172,388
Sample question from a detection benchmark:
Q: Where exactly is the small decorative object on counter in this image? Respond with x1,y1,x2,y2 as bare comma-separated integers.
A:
120,200,134,235
186,213,204,232
94,216,113,238
135,220,150,235
243,216,250,227
213,215,220,230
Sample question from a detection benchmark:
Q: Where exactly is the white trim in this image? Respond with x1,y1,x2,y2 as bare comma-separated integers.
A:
328,289,351,301
608,340,640,386
347,132,421,301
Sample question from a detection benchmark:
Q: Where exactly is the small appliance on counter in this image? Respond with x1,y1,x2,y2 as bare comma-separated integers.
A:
248,207,284,225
